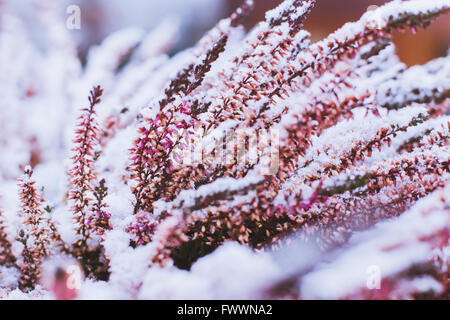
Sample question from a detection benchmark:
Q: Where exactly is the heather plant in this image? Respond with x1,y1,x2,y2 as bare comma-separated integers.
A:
0,205,15,267
0,0,448,300
16,166,52,291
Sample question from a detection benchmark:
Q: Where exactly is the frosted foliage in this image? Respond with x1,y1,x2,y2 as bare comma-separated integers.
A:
0,0,448,299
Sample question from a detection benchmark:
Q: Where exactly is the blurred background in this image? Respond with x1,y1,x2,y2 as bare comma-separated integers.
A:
4,0,450,66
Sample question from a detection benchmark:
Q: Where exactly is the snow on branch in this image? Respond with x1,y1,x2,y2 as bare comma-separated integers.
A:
0,0,448,299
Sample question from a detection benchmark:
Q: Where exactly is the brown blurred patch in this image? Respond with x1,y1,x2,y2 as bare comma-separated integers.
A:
392,12,449,66
226,0,450,66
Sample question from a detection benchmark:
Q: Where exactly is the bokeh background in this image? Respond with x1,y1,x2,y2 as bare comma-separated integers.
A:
4,0,450,66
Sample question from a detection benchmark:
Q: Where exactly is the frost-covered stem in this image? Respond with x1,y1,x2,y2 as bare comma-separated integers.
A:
69,85,103,251
206,0,315,128
319,147,449,198
48,220,71,255
126,212,156,246
17,166,51,291
397,121,449,154
376,56,450,110
0,203,15,267
158,36,228,112
301,114,430,182
88,178,112,239
193,0,254,56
